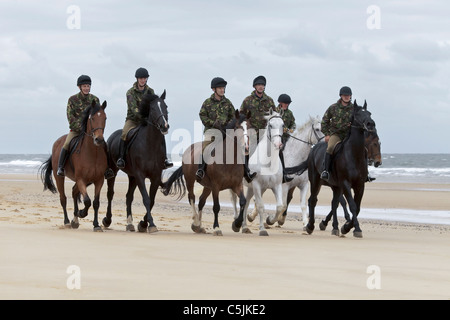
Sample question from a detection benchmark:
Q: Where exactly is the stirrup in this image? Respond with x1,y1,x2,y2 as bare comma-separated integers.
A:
196,169,205,180
57,167,65,177
164,159,173,169
104,168,115,180
244,171,256,183
320,171,329,181
116,158,125,169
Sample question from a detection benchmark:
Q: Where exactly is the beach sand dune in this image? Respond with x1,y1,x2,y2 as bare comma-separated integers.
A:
0,174,449,299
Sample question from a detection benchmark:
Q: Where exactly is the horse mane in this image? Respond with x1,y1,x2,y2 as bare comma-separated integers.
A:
139,93,159,124
293,115,317,135
80,102,102,133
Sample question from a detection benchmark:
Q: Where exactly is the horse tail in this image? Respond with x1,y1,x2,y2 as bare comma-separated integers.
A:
39,156,57,194
161,167,186,200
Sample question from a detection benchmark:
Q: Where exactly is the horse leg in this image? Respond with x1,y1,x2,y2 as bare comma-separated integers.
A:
231,185,248,233
135,177,157,233
266,185,286,226
278,186,294,226
70,183,81,229
125,176,137,232
211,192,222,236
351,186,365,238
243,186,254,229
330,187,341,236
341,184,362,237
306,175,321,235
76,181,91,220
91,180,104,232
254,185,268,236
145,179,159,233
55,175,71,228
103,175,116,228
299,181,309,229
192,187,210,233
340,195,351,222
320,211,332,231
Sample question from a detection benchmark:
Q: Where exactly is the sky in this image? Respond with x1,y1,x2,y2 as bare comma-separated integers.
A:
1,0,449,155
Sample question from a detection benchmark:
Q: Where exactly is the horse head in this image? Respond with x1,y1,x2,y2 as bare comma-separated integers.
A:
264,108,284,150
140,90,169,135
83,100,107,146
310,115,325,144
365,131,382,167
353,100,376,133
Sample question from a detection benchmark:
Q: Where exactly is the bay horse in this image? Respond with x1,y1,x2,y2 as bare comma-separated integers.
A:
162,110,248,236
246,115,324,229
319,130,382,233
299,100,376,238
102,91,169,233
39,100,108,231
238,109,286,236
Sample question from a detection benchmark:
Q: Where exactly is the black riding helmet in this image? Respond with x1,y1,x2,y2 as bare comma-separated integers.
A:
278,94,292,104
135,67,149,78
77,75,91,86
253,75,266,86
211,77,227,88
339,86,352,96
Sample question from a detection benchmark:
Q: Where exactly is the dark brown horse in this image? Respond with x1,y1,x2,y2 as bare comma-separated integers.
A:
297,101,376,238
39,100,108,231
319,130,382,233
162,110,248,236
102,92,169,233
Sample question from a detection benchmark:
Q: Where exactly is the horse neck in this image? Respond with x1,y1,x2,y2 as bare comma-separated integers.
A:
346,126,367,160
284,125,314,166
252,129,279,167
143,124,163,142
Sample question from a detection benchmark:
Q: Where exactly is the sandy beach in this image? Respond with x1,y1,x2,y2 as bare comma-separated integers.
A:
0,173,449,300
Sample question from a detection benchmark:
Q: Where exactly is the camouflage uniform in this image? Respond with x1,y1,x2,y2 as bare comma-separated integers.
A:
121,82,155,140
63,92,100,150
321,99,354,154
276,105,296,141
239,91,276,133
199,93,235,132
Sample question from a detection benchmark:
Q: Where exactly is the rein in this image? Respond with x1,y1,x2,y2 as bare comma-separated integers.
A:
287,123,324,146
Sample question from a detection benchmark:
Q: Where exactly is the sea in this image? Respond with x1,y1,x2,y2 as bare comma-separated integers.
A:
1,153,449,225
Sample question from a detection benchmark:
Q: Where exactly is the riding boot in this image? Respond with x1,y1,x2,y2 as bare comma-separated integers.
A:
196,156,206,181
280,151,293,183
57,148,69,176
116,139,127,169
162,138,173,168
103,143,115,180
244,154,256,183
320,152,332,181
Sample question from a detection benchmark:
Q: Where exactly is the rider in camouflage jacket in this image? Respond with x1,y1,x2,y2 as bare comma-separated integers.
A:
240,91,275,132
275,94,296,142
320,86,354,181
57,75,114,179
199,93,235,132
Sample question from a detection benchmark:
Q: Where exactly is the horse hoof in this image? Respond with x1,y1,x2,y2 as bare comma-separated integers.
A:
71,220,80,229
242,227,252,234
191,224,206,233
341,225,350,235
64,223,72,229
305,224,314,235
319,221,327,231
148,226,158,234
93,226,103,232
231,220,242,232
353,231,363,238
266,216,275,226
213,229,223,236
331,229,340,236
137,221,147,232
126,224,135,232
259,230,269,236
79,210,88,218
277,216,286,226
247,215,254,223
102,217,111,228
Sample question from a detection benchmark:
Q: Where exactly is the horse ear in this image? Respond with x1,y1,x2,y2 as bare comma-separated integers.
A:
161,89,166,100
363,100,367,110
235,109,240,119
102,101,107,109
354,100,358,107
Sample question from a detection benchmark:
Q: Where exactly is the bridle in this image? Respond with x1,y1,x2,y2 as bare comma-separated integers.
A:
266,115,283,142
85,113,105,138
147,99,169,132
287,122,325,147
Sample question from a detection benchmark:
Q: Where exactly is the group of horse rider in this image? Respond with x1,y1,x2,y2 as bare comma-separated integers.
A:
57,67,360,184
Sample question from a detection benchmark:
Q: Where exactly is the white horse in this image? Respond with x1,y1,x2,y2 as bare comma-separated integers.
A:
232,109,286,236
272,116,324,229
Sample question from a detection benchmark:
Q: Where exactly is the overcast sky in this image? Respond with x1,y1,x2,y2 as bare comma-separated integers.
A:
1,0,449,155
